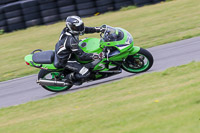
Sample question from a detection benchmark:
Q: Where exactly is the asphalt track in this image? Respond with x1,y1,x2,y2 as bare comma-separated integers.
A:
0,36,200,109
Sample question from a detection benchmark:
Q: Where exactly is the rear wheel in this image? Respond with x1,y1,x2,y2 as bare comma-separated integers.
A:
122,48,153,73
38,69,72,92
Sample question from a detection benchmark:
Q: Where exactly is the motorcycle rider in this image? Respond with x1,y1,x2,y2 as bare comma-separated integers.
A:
55,16,104,85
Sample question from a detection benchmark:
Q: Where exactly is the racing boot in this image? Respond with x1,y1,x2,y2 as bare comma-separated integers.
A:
64,69,91,86
64,61,91,85
64,73,82,86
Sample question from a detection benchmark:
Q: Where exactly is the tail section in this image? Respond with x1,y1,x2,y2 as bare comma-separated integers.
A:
24,49,58,70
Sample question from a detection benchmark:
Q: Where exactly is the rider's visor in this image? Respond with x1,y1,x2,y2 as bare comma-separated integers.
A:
71,23,85,32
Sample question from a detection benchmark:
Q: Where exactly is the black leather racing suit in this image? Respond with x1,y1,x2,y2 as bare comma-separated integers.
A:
55,27,100,82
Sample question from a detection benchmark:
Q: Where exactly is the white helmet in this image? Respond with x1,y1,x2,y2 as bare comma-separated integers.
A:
66,16,85,35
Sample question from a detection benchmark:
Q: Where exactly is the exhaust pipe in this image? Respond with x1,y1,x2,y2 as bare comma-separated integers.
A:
37,79,71,87
99,70,122,74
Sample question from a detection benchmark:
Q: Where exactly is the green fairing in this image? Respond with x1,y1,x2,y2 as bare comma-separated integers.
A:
93,58,107,71
79,38,102,53
77,38,103,64
129,46,140,55
78,28,135,63
100,29,131,51
109,51,129,61
79,27,138,71
93,59,117,71
24,54,58,70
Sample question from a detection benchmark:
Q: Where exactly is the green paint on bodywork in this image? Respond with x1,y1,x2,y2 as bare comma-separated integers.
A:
79,38,102,53
129,46,140,55
109,51,129,61
93,59,117,72
24,54,58,70
93,58,107,71
78,27,141,69
77,38,103,64
100,28,133,54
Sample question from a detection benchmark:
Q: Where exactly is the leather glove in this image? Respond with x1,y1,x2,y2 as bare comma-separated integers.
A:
92,52,105,60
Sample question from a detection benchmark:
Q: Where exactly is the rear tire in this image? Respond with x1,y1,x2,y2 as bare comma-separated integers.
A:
122,48,153,73
38,69,73,92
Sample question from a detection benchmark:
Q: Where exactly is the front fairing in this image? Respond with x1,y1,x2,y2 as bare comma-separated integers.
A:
100,27,134,54
77,26,138,70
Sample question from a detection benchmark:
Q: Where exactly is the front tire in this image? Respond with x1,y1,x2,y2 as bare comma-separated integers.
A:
38,69,73,92
122,48,154,73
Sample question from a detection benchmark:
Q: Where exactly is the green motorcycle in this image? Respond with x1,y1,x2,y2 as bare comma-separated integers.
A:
24,25,154,92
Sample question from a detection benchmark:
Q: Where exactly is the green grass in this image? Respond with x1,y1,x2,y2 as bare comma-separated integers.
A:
0,61,200,133
1,0,200,81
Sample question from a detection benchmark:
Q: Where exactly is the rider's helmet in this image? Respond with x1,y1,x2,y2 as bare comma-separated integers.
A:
66,16,85,35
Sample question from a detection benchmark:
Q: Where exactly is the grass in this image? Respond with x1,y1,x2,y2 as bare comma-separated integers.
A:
0,0,200,81
0,61,200,133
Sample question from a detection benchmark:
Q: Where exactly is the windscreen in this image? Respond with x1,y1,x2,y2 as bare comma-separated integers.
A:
102,25,124,42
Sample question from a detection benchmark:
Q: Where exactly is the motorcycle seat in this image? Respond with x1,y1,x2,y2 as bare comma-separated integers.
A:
32,50,55,64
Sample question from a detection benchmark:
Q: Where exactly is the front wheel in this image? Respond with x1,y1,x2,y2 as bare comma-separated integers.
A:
122,48,154,73
38,69,73,92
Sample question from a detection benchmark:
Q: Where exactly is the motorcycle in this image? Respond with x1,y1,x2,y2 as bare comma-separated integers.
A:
24,25,154,92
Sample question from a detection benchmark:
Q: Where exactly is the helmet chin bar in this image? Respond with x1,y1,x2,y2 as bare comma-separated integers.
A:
69,28,85,36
